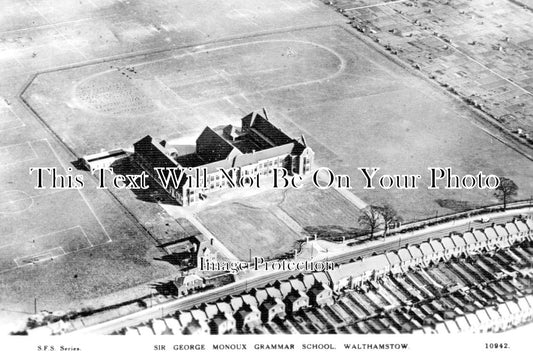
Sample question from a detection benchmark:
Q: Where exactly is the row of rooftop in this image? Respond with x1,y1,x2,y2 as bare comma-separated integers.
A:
118,216,533,335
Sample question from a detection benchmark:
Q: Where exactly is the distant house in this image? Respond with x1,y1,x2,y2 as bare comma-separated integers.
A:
327,261,367,292
209,311,236,334
397,248,414,270
259,296,286,323
174,274,204,296
272,280,293,299
525,219,533,240
493,225,511,248
288,278,307,294
162,317,183,335
385,251,402,274
505,222,520,244
407,245,424,266
418,242,436,266
284,289,309,315
484,227,499,250
513,220,529,242
307,280,334,307
462,231,479,255
440,237,457,259
265,286,283,300
183,318,208,335
234,304,261,331
151,319,169,335
250,288,269,307
450,234,467,256
472,229,489,251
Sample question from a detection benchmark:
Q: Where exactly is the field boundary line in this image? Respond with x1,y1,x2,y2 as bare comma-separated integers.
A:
43,138,112,243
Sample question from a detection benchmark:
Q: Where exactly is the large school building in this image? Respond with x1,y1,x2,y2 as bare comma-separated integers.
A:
133,110,314,206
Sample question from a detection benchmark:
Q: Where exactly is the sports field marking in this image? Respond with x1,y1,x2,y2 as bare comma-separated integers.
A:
0,224,111,274
72,39,346,117
344,0,409,11
43,138,112,243
23,0,90,61
0,107,25,131
0,141,38,167
0,225,81,250
13,247,65,267
0,190,34,214
0,14,118,35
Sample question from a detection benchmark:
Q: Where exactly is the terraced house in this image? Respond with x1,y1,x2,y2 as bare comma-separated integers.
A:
133,110,314,206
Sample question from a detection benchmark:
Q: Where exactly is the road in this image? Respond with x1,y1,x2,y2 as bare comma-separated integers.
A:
69,208,531,335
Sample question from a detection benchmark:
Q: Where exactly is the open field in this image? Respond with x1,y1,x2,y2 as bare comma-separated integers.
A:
1,0,532,335
0,139,176,327
325,0,533,145
21,24,533,222
196,182,362,259
0,0,342,333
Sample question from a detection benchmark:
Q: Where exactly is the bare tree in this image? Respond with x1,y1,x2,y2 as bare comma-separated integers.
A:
358,205,383,239
494,177,518,210
377,203,402,238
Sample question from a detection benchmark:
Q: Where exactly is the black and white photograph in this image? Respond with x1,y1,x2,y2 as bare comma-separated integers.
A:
0,0,532,354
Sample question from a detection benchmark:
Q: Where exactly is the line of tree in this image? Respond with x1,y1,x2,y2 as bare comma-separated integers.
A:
358,203,402,239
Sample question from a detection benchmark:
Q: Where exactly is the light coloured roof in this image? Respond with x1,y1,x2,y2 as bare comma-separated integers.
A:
419,242,433,256
484,227,498,240
386,251,401,265
451,234,466,247
505,222,519,235
472,230,487,242
408,245,423,258
463,232,477,245
429,240,444,252
313,272,331,286
515,220,528,233
494,225,508,237
441,237,455,250
464,313,480,327
397,248,412,261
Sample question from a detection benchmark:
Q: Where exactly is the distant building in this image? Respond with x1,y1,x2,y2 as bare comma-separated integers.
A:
133,110,314,206
174,274,204,296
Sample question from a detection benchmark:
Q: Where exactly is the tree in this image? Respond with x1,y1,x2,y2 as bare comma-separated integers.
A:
377,203,402,238
494,177,518,210
358,205,383,239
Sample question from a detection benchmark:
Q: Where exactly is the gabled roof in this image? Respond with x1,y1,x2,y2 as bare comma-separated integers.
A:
441,237,455,250
313,272,330,286
484,227,498,240
245,113,293,147
408,245,423,259
265,286,282,299
133,135,178,168
196,127,240,163
397,248,412,261
472,230,487,242
429,240,444,252
273,280,292,297
494,225,508,237
515,220,528,233
419,242,434,256
462,232,477,245
451,234,466,247
386,251,401,265
505,222,519,235
288,279,306,293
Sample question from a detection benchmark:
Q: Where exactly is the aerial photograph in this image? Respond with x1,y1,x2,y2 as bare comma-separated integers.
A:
0,0,532,350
